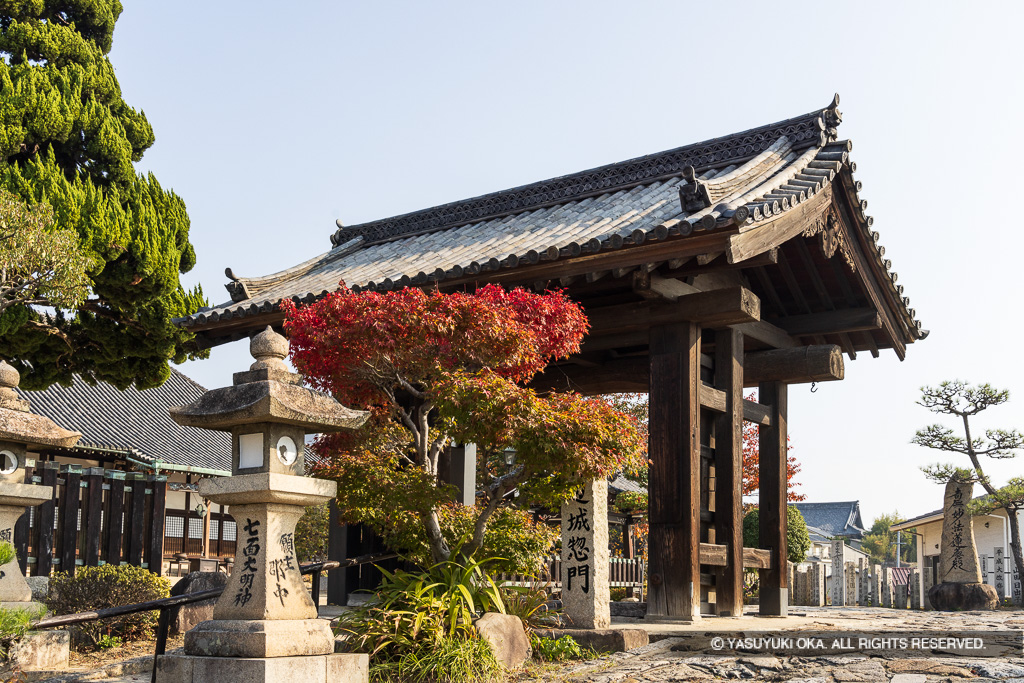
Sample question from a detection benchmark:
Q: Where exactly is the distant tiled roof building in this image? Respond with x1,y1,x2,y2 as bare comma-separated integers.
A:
16,369,230,475
794,501,867,540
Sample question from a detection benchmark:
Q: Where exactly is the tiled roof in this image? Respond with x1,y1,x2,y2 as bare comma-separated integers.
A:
794,501,867,539
177,95,925,344
609,473,646,495
16,369,231,473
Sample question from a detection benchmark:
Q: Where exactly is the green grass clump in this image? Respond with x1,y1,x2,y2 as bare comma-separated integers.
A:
335,553,508,682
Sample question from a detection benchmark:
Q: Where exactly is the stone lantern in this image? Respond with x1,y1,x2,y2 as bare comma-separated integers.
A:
155,327,369,683
0,361,81,611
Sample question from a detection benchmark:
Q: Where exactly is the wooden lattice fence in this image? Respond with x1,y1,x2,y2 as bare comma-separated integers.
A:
12,462,167,576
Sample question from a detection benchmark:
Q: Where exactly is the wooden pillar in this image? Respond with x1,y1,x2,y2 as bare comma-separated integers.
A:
647,322,701,621
59,466,82,576
714,328,744,617
83,467,104,567
758,381,788,616
127,473,147,565
36,463,58,575
326,501,347,605
147,475,167,574
181,474,191,554
105,471,126,565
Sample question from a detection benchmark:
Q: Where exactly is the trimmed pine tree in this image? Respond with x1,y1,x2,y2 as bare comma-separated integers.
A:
0,1,207,390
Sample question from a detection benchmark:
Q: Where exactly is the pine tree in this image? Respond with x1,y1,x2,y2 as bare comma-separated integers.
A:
0,1,206,390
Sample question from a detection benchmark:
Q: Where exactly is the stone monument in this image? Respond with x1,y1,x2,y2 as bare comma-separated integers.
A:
810,563,825,606
154,327,370,683
927,479,999,611
0,360,80,668
830,539,845,606
560,479,609,629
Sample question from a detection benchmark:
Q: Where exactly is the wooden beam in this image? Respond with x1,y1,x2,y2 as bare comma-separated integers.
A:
699,543,772,569
699,385,771,426
741,400,772,426
758,381,789,616
532,344,844,395
727,185,833,264
585,287,760,335
768,308,881,337
713,328,744,617
647,323,701,621
731,321,798,349
743,345,844,386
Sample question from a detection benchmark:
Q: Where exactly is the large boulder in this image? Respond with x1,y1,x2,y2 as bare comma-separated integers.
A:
473,612,531,669
168,570,229,635
927,582,999,611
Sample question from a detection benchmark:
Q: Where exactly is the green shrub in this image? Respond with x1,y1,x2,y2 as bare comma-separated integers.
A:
0,541,14,566
609,587,627,602
614,491,647,514
96,634,122,650
46,565,170,649
742,506,811,564
502,585,559,630
530,633,594,662
368,636,501,683
335,554,507,681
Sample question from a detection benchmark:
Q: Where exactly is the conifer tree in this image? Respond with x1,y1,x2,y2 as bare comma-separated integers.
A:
0,1,206,390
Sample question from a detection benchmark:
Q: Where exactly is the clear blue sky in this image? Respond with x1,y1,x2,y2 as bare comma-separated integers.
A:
110,1,1024,524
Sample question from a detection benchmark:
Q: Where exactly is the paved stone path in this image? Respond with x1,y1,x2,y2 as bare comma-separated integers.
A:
523,607,1024,682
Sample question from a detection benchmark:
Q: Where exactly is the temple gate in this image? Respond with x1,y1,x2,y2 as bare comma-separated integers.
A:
177,95,925,620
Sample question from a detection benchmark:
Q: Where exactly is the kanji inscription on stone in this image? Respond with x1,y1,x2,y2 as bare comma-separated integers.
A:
560,480,609,629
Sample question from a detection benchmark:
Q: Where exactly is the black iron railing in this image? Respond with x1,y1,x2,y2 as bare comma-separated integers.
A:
29,552,398,683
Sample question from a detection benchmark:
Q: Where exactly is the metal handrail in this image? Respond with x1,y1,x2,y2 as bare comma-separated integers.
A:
27,551,398,683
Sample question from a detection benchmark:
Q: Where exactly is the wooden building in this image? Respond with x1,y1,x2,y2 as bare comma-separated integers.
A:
16,369,235,575
177,95,925,619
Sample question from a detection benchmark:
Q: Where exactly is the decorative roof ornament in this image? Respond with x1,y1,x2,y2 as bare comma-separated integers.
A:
822,93,842,144
678,166,712,214
330,219,345,247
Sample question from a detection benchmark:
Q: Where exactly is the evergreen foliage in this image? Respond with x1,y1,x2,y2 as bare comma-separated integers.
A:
742,506,811,564
0,1,206,390
861,512,916,565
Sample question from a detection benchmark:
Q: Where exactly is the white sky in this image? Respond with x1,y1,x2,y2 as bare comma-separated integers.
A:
109,1,1024,525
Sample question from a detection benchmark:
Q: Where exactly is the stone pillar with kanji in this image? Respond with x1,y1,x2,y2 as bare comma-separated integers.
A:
560,479,609,629
154,327,370,683
928,478,999,611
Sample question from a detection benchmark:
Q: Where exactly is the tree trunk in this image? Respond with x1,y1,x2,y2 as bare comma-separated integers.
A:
421,509,450,564
1006,509,1024,606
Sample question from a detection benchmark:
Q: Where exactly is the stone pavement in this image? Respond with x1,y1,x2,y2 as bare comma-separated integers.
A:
523,607,1024,682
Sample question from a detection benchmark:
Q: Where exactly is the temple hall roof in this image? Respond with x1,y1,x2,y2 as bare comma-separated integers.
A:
794,501,868,540
178,95,924,360
16,369,231,474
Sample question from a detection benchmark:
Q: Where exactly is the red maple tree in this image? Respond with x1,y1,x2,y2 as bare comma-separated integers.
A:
283,285,645,565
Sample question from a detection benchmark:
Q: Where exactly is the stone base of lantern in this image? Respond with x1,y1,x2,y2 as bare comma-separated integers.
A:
155,652,368,683
184,618,334,658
